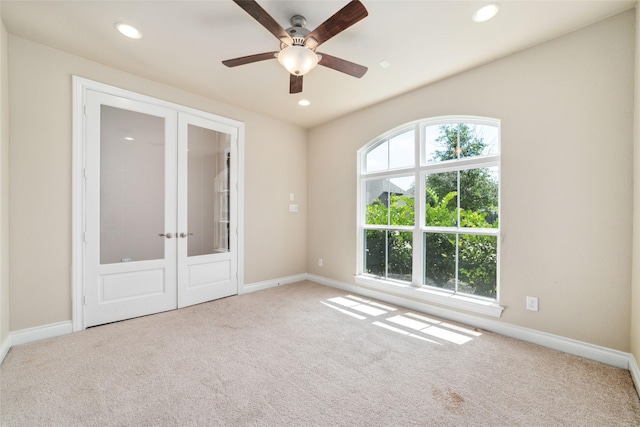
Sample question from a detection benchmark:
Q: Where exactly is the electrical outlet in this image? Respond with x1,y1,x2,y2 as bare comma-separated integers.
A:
526,296,539,312
318,258,323,267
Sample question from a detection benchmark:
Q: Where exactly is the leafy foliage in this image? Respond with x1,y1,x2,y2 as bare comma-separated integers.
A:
431,123,487,161
425,188,457,227
365,195,414,281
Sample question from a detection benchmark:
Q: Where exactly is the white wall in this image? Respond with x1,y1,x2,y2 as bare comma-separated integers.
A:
307,10,635,351
631,3,640,365
7,36,307,331
0,8,10,350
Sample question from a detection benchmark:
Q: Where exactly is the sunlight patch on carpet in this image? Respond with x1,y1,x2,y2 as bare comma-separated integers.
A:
320,301,367,320
373,321,441,344
405,312,483,337
327,296,388,316
321,294,480,346
387,315,473,345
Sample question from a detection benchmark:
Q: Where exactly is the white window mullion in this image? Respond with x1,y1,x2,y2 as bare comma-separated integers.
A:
411,124,423,287
384,230,389,280
454,233,460,293
385,178,391,226
356,175,364,276
455,162,461,293
423,226,498,236
419,155,499,176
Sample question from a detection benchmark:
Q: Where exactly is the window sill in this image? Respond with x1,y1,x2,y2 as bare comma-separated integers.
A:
354,275,504,318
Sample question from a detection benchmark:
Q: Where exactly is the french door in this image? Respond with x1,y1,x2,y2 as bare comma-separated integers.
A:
83,89,238,327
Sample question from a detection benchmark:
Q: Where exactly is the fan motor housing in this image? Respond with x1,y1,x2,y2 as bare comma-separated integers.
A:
285,15,311,47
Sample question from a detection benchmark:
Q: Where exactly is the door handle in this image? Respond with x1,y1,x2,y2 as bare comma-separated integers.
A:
179,232,194,238
158,233,173,239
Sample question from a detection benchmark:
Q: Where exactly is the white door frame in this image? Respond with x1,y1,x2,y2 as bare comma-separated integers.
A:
72,76,245,332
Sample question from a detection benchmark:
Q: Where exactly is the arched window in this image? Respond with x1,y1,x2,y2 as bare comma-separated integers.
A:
357,116,501,312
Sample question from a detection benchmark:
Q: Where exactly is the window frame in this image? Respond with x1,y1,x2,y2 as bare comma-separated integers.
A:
356,116,504,317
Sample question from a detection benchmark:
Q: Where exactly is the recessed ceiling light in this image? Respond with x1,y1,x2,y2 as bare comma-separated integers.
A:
473,4,500,23
378,60,391,69
298,99,310,107
116,23,142,39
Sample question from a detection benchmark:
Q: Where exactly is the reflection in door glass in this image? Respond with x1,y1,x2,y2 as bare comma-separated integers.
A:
100,106,165,264
187,125,231,257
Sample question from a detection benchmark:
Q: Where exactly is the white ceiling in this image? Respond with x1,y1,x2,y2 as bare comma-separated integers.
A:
1,0,636,128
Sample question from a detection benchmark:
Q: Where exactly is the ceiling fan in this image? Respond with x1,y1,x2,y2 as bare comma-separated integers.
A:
222,0,368,94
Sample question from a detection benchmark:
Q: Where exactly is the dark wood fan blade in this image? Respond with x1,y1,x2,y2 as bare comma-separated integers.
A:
290,74,303,94
318,53,367,78
305,1,368,48
233,0,292,44
222,51,278,67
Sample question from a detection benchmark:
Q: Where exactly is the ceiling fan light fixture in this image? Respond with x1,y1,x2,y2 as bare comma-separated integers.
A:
277,45,320,76
473,3,500,23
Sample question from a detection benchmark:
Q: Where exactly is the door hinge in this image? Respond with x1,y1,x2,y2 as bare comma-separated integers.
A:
83,168,87,180
83,295,87,305
83,232,87,243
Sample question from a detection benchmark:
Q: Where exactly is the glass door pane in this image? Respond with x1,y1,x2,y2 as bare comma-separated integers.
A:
187,124,231,257
100,105,165,264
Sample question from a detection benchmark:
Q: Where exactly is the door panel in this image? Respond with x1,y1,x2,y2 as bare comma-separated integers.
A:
84,90,178,328
187,259,231,288
83,90,238,327
100,267,166,302
177,113,238,308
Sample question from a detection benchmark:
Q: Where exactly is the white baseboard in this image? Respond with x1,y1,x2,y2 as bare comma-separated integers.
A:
3,275,309,356
10,321,73,347
307,274,631,370
1,275,635,381
241,273,308,294
0,333,11,365
630,354,640,394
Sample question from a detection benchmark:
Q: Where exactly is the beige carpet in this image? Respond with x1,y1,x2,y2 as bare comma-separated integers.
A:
1,281,639,426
